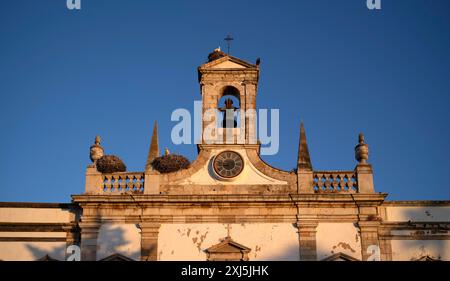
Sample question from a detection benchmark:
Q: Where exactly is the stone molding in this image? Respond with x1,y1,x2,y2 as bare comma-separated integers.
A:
72,194,386,225
357,221,381,261
245,149,296,184
139,222,161,261
78,220,101,261
295,221,318,261
382,201,450,206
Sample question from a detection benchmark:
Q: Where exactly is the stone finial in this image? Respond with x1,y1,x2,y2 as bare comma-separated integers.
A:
145,121,160,172
89,135,104,164
355,133,369,164
164,147,170,156
297,122,312,170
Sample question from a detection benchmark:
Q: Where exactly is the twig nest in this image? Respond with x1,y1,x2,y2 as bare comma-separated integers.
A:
96,155,127,173
208,48,227,62
151,154,190,174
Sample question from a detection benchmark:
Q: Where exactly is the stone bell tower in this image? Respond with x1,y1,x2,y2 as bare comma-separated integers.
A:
197,48,260,145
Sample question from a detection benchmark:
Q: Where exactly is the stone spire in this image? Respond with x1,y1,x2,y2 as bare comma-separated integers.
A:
145,121,160,172
297,122,312,170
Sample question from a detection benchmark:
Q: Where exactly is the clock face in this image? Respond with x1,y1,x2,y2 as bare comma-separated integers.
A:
213,151,244,178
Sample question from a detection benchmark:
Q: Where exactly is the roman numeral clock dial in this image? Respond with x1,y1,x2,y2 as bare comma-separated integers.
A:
213,151,244,178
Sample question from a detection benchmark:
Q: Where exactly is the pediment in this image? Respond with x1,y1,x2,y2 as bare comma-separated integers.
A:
209,60,247,69
206,237,251,254
322,252,359,261
36,254,59,261
205,237,251,261
99,253,135,261
199,56,256,70
414,255,440,261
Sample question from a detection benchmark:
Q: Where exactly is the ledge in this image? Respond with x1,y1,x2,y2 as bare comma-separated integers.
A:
71,193,388,204
0,202,76,209
0,222,77,232
382,200,450,207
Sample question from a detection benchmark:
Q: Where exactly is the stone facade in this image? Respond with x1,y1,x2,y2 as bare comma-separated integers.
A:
0,49,449,261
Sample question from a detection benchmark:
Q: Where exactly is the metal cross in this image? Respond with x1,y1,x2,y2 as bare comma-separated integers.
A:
225,224,232,238
224,34,234,54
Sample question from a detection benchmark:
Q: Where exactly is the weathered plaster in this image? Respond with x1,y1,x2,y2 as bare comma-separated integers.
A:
96,223,141,261
158,223,298,261
316,223,362,260
0,232,66,238
386,207,450,222
391,240,450,260
0,242,66,261
0,208,71,223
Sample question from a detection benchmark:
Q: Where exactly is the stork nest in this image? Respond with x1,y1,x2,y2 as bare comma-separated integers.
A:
151,154,190,174
96,155,127,173
208,49,227,62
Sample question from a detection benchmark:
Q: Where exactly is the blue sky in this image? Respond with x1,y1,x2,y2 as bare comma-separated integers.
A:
0,0,449,202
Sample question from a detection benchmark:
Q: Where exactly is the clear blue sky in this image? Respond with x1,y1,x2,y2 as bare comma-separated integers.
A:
1,0,449,202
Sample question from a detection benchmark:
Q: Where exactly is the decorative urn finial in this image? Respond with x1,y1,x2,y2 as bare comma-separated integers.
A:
355,133,369,164
89,135,104,165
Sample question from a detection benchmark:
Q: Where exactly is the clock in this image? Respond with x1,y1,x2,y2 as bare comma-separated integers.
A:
213,151,244,178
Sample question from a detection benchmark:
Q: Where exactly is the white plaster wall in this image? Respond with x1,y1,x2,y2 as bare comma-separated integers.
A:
391,240,450,261
176,149,287,186
0,232,66,238
0,242,66,261
386,207,450,222
96,223,141,261
158,223,299,261
316,223,362,260
0,208,71,223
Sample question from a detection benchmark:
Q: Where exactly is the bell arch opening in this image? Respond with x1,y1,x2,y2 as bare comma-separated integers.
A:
218,86,241,129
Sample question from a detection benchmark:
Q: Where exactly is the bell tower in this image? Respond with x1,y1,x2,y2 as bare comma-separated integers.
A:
198,48,260,145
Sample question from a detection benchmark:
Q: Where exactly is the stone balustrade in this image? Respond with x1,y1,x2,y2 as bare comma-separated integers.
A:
102,172,145,194
85,165,372,195
313,171,358,193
